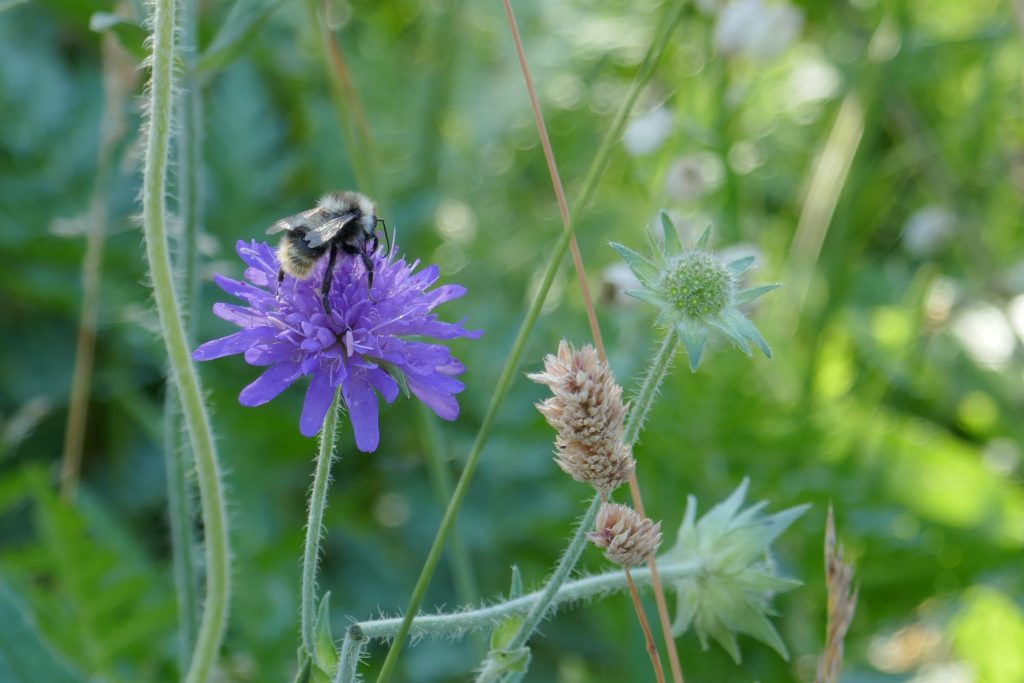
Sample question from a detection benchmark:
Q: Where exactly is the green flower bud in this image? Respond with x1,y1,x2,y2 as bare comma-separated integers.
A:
657,251,736,319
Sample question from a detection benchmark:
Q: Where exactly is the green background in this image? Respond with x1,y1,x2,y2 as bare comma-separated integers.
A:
1,0,1023,681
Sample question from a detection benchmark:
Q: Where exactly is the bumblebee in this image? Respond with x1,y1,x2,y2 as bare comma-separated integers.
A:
266,191,387,311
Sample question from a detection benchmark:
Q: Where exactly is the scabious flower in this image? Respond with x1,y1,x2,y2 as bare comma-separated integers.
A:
589,502,663,567
660,479,808,663
528,342,635,494
611,213,778,372
193,240,481,452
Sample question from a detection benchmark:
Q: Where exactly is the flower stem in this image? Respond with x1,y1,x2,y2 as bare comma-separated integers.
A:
142,0,230,680
624,330,680,447
334,625,366,683
626,568,666,683
349,559,701,643
302,388,343,663
475,494,603,683
165,0,203,667
373,10,681,680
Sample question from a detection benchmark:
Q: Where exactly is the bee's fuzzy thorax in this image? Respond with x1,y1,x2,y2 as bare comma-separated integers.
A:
317,191,376,220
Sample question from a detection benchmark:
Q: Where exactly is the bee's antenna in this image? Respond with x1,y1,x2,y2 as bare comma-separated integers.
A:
377,218,391,255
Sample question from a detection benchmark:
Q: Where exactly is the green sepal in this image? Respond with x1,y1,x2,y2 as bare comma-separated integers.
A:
660,211,684,256
314,592,339,673
292,650,312,683
727,255,755,276
734,283,780,305
624,289,667,309
610,242,659,286
380,362,411,399
695,225,713,251
89,12,148,61
720,308,772,357
488,647,531,674
677,323,710,372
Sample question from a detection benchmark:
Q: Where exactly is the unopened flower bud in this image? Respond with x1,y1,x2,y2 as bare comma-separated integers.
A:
589,503,662,567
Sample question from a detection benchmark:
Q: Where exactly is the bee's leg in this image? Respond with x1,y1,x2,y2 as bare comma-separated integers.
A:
277,269,285,286
360,250,375,291
321,243,339,313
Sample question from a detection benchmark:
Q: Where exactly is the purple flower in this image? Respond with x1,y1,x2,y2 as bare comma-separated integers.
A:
193,240,481,452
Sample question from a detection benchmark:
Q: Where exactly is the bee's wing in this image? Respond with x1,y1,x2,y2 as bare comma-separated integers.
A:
303,211,358,247
265,208,321,235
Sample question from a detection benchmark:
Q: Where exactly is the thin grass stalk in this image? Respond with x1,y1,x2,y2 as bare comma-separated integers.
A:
626,569,666,683
417,403,481,609
164,0,203,665
60,33,134,502
373,10,683,679
142,0,231,680
500,2,688,680
302,389,343,663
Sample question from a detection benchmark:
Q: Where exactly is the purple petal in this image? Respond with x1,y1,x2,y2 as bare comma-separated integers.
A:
407,376,460,421
193,327,275,360
239,362,302,406
343,374,380,452
300,369,337,437
213,302,265,328
367,368,400,403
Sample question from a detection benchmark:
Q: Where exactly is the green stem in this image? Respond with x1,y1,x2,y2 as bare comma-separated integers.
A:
373,9,684,680
624,330,680,448
165,0,203,667
333,625,365,683
475,495,603,683
301,389,343,663
417,404,480,609
142,0,230,681
349,560,701,645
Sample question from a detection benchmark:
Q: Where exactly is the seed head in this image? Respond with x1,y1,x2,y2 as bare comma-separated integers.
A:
589,503,663,567
658,252,735,319
528,342,635,493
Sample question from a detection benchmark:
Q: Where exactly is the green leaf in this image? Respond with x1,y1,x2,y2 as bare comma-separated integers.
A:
314,592,338,673
508,565,523,599
489,647,531,674
660,210,684,256
89,12,148,61
197,0,287,78
734,283,780,305
490,615,524,652
0,581,85,683
609,242,658,286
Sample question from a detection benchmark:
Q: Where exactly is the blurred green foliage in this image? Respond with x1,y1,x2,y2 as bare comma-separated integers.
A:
1,0,1023,681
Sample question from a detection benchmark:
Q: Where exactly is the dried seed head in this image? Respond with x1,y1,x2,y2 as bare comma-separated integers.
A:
589,503,663,567
528,341,635,493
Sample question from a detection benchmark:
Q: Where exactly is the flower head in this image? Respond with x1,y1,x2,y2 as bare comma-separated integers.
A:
589,502,663,567
611,212,779,371
193,240,481,451
660,479,808,663
528,342,635,493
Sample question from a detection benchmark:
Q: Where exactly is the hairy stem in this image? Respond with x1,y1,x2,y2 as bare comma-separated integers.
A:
350,559,700,644
302,389,343,663
142,0,231,681
373,9,681,680
475,495,602,683
624,330,680,447
164,0,203,666
333,625,366,683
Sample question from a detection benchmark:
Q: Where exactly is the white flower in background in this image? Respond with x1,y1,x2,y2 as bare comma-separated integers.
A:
714,0,804,61
665,153,724,201
788,56,841,106
623,106,674,156
902,206,956,257
696,0,727,14
951,303,1015,368
600,262,642,307
1007,294,1024,344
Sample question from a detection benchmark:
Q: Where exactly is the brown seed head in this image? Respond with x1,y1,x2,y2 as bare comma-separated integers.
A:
528,341,635,493
588,502,662,567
